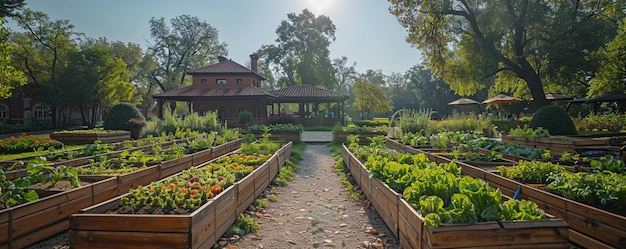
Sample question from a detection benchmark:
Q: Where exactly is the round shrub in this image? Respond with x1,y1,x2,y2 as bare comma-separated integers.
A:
103,103,146,131
237,111,252,125
529,105,576,136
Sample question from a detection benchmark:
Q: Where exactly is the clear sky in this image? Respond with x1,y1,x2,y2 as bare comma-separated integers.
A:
9,0,424,75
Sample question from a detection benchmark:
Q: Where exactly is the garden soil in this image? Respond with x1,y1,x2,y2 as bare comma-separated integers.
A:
25,144,400,249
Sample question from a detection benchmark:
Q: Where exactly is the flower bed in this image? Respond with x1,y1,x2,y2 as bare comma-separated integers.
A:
70,142,292,249
0,133,63,154
342,144,569,249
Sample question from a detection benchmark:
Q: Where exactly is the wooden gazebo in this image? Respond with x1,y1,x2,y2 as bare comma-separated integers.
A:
270,84,349,126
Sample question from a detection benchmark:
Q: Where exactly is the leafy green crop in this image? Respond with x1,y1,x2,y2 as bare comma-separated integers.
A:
350,142,549,229
498,161,568,184
548,171,626,208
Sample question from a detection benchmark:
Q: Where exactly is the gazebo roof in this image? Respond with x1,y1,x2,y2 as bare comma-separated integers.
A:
271,84,349,102
187,57,266,80
153,85,277,100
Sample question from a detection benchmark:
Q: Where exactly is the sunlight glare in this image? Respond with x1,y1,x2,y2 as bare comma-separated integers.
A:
306,0,335,14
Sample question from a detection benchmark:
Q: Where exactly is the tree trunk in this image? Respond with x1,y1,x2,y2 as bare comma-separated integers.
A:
517,64,549,108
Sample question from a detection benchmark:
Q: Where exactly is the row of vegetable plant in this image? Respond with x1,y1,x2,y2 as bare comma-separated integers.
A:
497,157,626,213
115,152,272,213
0,157,81,209
0,130,242,209
348,135,549,229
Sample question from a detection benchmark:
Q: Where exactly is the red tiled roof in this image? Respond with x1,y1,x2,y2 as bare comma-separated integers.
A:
153,85,276,99
271,84,348,101
187,58,265,80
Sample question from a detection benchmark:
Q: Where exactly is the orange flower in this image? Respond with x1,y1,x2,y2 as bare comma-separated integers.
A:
211,185,222,194
180,188,187,194
190,189,200,195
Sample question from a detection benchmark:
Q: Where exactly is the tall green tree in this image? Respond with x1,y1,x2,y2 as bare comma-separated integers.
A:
0,19,26,99
53,39,132,127
405,65,458,116
11,9,79,88
109,40,157,108
389,0,625,107
352,78,392,120
332,56,357,94
1,0,24,17
258,9,336,89
148,15,227,93
10,9,80,126
588,18,626,97
360,69,386,87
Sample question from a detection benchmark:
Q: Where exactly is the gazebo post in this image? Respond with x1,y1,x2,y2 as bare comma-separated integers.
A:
157,99,164,119
187,101,192,115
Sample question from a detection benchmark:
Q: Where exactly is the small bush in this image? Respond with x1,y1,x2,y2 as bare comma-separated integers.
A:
267,114,294,124
529,105,576,136
103,103,146,131
238,111,252,126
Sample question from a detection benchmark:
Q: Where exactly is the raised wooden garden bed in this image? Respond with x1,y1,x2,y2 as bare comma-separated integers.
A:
502,135,610,154
0,176,116,249
343,144,570,249
249,131,301,142
385,137,431,154
484,171,626,249
70,142,292,249
392,140,626,248
333,131,386,144
0,138,242,248
50,131,131,144
397,198,569,249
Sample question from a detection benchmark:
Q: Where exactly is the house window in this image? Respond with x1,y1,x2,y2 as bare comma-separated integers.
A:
0,104,8,120
201,79,207,84
33,103,50,119
237,105,245,114
218,106,227,119
236,79,242,84
217,79,227,84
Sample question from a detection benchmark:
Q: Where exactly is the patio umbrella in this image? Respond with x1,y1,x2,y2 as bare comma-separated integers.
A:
482,94,523,104
585,91,626,103
448,98,482,113
482,94,522,118
544,93,574,102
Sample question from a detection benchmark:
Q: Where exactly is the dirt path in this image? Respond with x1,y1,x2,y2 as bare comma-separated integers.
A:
228,144,400,249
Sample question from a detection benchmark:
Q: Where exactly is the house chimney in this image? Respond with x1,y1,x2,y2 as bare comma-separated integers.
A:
249,53,259,72
218,55,228,63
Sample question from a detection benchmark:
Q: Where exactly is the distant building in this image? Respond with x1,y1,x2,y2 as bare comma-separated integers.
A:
153,54,349,126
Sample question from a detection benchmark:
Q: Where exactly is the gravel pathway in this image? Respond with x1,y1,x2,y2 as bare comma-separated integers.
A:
228,144,400,249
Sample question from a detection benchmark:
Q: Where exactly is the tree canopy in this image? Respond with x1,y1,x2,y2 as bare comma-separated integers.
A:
588,17,626,97
148,15,227,93
389,0,626,107
258,9,337,90
0,20,26,99
352,78,392,119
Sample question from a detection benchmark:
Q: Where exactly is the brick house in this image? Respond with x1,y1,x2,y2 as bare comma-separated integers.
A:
154,54,348,126
153,54,274,125
0,83,52,126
